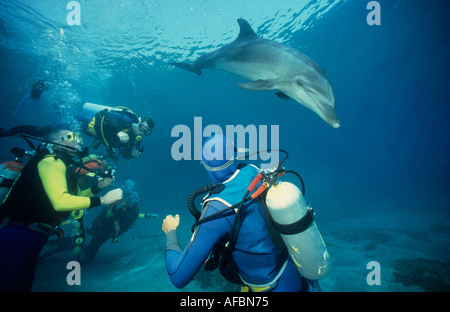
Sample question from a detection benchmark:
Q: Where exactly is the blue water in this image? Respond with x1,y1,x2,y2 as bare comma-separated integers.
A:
0,0,449,292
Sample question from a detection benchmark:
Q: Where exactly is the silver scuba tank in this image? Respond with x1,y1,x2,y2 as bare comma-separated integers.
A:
265,181,330,280
82,102,111,115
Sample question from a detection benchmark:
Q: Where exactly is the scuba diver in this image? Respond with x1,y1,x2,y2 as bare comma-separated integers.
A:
71,179,158,265
80,103,155,160
39,153,117,261
162,135,330,292
1,103,155,162
14,80,49,117
0,129,123,291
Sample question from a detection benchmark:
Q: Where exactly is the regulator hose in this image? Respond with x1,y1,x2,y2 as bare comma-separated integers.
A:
284,170,306,196
187,183,219,221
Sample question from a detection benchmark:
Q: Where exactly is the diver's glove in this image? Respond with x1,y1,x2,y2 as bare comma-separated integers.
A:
117,131,129,143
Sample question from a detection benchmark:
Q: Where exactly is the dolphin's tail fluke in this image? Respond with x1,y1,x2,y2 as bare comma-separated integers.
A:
170,62,202,75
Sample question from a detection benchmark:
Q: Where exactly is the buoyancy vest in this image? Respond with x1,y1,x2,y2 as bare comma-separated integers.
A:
91,108,139,147
0,150,76,226
202,165,286,286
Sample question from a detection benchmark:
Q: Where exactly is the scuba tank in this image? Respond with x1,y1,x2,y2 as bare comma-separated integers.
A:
265,180,330,280
82,102,112,115
251,160,330,280
82,103,139,120
249,162,330,280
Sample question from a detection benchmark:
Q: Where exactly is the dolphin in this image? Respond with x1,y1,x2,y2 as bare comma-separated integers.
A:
170,18,340,128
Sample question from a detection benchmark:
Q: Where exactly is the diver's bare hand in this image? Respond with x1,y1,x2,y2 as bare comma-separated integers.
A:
131,148,143,158
162,214,180,235
100,188,123,205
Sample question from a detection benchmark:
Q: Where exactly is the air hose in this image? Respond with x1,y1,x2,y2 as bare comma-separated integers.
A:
187,183,220,221
283,170,306,196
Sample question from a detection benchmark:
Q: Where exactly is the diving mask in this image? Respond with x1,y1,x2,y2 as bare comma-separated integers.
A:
138,123,152,136
65,132,84,145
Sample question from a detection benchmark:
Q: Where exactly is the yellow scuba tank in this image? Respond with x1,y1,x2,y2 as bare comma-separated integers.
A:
265,181,330,280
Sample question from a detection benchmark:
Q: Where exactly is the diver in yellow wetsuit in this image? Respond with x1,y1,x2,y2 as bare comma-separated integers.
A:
0,129,123,291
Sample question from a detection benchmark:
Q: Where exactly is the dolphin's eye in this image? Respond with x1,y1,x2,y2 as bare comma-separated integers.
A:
297,80,303,87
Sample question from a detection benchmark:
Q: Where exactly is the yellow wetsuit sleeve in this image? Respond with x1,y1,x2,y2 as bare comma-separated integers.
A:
38,156,94,211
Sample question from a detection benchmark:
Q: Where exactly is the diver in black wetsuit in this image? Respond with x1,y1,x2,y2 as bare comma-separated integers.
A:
1,106,155,161
81,107,154,160
72,180,158,265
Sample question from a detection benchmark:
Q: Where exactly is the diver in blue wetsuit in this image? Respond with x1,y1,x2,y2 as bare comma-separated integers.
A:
162,135,318,292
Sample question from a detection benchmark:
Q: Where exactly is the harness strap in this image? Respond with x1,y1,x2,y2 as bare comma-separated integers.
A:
271,206,315,235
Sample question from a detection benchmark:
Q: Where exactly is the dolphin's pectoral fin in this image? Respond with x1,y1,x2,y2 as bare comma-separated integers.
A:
237,79,278,91
275,91,291,100
170,62,202,75
238,80,292,100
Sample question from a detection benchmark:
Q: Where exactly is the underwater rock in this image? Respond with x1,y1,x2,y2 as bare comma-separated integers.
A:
333,229,392,252
392,258,450,291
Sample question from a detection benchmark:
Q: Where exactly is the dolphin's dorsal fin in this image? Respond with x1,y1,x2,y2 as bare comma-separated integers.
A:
237,18,258,41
